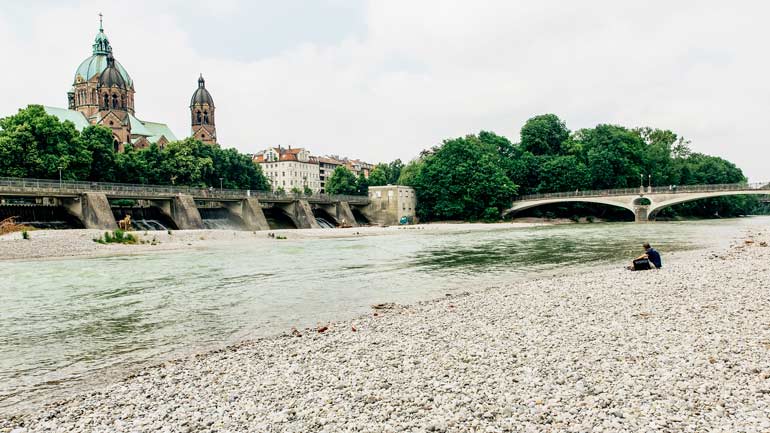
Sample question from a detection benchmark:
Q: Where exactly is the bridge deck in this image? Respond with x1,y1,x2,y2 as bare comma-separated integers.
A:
0,177,370,205
513,182,770,202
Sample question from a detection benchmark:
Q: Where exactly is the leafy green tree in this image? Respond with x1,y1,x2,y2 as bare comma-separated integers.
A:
396,159,423,186
412,134,517,220
520,114,570,155
357,172,369,195
303,185,313,196
81,125,117,182
574,124,647,189
290,186,302,195
0,105,90,179
326,166,359,195
368,165,388,186
536,155,591,193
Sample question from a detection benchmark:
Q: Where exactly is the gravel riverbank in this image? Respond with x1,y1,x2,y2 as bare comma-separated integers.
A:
2,228,770,432
0,222,542,261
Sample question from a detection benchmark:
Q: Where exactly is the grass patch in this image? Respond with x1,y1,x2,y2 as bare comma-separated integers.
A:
93,229,138,245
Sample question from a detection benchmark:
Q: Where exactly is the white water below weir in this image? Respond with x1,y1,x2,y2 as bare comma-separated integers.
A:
315,217,335,229
130,219,167,231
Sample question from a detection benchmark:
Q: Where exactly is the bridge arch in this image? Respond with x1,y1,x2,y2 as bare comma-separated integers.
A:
648,191,770,218
503,197,636,219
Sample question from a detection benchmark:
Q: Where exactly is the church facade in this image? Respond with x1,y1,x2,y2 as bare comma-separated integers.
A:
45,18,217,151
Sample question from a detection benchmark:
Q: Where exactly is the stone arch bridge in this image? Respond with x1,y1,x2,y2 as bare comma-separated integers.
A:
503,182,770,222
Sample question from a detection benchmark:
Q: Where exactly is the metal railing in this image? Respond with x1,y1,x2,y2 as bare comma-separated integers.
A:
0,177,369,204
514,182,770,202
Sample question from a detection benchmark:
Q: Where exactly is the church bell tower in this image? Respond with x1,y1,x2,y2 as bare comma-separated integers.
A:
190,74,217,144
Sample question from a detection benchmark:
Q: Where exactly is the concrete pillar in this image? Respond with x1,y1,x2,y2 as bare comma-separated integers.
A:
336,201,358,227
294,200,321,229
61,193,117,230
171,194,204,229
222,198,270,231
634,205,649,223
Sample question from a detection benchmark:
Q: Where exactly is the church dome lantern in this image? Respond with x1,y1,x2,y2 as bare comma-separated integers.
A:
72,18,133,88
190,74,215,107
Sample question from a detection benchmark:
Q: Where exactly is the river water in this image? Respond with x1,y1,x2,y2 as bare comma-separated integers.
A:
0,218,766,414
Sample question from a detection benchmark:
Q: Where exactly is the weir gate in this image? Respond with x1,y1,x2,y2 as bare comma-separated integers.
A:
0,177,373,230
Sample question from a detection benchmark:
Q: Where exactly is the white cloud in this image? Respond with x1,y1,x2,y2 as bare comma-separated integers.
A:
1,0,768,181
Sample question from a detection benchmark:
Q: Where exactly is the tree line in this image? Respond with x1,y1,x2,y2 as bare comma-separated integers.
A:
358,114,761,221
1,106,762,221
0,105,270,190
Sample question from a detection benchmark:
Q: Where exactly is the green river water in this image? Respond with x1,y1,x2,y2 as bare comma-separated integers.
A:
1,217,767,414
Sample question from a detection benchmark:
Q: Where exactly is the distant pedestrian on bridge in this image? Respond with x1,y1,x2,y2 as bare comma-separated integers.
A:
627,242,662,271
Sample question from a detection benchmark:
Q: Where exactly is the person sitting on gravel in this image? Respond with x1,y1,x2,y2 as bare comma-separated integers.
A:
627,242,662,270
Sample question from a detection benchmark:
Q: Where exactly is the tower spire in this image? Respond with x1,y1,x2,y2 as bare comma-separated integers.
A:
99,12,103,31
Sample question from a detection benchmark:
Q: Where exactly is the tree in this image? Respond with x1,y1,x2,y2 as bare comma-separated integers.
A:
81,125,117,182
326,166,358,195
396,159,423,186
368,165,388,186
303,185,313,196
290,186,302,195
412,134,518,221
0,105,91,180
536,155,591,193
357,172,369,195
519,114,570,156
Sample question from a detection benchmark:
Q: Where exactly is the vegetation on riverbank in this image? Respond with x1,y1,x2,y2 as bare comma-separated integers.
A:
0,105,270,190
93,229,138,245
368,115,762,221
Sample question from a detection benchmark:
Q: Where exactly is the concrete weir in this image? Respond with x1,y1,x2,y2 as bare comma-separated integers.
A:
222,198,270,231
170,194,204,229
62,192,117,230
316,201,358,227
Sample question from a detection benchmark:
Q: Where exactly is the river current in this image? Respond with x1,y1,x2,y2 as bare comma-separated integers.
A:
1,218,767,414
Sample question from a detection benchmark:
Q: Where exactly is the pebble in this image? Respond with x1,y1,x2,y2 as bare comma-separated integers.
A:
2,229,770,432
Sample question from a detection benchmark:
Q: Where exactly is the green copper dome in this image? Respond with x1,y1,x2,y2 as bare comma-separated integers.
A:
73,23,133,87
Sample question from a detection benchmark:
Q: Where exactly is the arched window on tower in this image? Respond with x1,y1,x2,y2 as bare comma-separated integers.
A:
121,95,126,109
204,111,209,124
112,94,118,109
196,111,202,124
103,93,109,109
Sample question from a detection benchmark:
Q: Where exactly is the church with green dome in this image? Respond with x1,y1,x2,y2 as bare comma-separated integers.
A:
44,17,217,151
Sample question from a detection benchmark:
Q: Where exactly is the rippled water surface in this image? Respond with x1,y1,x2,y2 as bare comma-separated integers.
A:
1,218,767,413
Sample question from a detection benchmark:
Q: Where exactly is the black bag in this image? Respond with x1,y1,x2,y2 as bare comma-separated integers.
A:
633,258,651,271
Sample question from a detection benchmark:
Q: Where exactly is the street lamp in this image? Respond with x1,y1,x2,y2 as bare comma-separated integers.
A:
58,166,63,188
640,173,644,194
219,177,224,192
648,174,652,193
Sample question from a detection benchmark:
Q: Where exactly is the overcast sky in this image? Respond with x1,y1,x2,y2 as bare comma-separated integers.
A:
1,1,768,181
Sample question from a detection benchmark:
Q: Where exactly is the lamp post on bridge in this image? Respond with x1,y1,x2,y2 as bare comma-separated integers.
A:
58,166,63,189
640,173,644,195
219,177,224,192
648,174,652,194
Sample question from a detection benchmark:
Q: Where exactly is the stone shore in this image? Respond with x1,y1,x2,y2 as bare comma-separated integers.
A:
0,223,541,261
2,230,770,432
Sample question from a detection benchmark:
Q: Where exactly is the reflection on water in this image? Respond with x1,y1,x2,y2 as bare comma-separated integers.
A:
0,217,767,414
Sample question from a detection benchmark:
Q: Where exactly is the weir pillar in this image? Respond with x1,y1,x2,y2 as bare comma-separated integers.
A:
222,198,270,231
61,192,117,230
170,194,204,229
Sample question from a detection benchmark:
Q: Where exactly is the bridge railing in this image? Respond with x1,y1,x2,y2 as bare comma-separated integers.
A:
514,182,770,202
0,177,369,204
